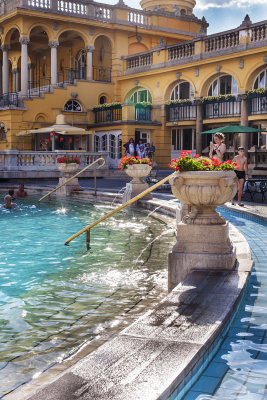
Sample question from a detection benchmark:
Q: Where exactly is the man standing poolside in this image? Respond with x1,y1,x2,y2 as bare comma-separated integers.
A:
231,146,248,207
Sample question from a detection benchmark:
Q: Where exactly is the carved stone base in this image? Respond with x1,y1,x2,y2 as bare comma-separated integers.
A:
57,177,79,197
168,221,236,291
122,182,152,204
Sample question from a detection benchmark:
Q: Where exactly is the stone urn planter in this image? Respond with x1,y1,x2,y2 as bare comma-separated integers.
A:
168,170,238,291
57,162,79,177
123,164,152,203
57,163,80,197
169,170,237,225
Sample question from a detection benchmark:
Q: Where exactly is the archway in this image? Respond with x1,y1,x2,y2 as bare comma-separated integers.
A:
93,35,112,81
58,30,86,82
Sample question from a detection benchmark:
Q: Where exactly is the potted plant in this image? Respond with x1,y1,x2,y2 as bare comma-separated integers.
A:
57,156,80,176
119,156,152,181
169,151,238,224
119,156,152,202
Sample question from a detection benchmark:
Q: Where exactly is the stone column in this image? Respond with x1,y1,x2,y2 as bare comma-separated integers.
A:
2,45,9,94
12,69,17,92
239,94,249,153
195,99,203,155
16,68,20,92
20,37,30,97
49,41,59,85
85,46,94,81
0,61,2,95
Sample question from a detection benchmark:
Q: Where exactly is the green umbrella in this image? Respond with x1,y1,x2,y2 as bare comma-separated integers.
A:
199,124,265,134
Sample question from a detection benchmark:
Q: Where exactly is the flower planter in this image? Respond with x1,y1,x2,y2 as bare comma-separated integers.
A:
57,163,80,197
169,170,237,225
168,170,238,291
123,164,152,203
125,164,152,183
57,163,79,177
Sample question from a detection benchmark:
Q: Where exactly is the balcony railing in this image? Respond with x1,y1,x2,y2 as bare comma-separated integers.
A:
126,53,153,70
168,42,195,60
249,95,267,115
251,22,267,42
94,105,122,123
204,32,239,53
165,103,196,121
135,104,151,121
203,100,241,119
0,92,19,108
28,77,51,97
57,67,86,86
93,67,111,82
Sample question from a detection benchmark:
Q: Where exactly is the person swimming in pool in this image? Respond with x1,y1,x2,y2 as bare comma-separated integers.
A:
1,194,17,209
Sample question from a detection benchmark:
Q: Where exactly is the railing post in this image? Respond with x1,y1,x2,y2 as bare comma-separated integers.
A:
4,150,19,171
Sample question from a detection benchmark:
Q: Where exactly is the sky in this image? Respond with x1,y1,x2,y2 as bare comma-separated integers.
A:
102,0,266,34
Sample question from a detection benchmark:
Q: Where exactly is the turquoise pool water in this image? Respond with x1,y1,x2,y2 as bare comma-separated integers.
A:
173,209,267,400
0,197,175,398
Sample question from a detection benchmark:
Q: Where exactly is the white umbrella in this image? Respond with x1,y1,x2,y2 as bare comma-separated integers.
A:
17,114,94,136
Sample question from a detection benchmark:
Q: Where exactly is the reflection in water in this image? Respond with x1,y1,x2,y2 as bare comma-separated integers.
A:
0,197,175,398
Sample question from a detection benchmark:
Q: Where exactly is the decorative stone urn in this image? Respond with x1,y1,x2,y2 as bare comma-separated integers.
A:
168,170,238,291
57,163,80,197
123,164,152,203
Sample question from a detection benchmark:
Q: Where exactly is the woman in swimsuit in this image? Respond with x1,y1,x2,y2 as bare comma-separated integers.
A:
209,132,226,163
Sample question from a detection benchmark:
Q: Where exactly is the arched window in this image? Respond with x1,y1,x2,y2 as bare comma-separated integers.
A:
171,81,194,100
253,69,267,89
64,100,82,112
130,89,152,104
208,74,238,96
99,95,107,104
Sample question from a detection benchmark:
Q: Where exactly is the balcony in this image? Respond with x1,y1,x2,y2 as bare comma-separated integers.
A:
94,104,122,123
165,103,196,122
0,92,20,108
135,104,151,121
93,67,111,82
203,99,241,119
249,94,267,115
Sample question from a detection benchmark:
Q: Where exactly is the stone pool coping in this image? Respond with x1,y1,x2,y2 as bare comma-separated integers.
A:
2,188,255,400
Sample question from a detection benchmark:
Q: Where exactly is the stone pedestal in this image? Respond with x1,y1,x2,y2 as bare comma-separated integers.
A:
122,164,152,204
168,170,238,291
57,177,79,197
168,222,236,291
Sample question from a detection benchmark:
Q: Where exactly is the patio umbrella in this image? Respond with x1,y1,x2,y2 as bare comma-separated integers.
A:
17,114,93,136
199,124,265,134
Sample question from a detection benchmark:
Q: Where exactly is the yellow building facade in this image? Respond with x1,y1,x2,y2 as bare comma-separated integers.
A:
0,0,266,176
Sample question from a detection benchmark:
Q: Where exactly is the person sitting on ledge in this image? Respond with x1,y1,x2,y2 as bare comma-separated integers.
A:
2,194,17,209
16,184,27,197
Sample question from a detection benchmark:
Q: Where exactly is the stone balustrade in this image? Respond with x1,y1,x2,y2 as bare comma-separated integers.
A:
124,19,267,73
168,42,195,60
128,11,149,26
0,150,109,172
204,31,239,52
126,53,153,70
251,22,267,42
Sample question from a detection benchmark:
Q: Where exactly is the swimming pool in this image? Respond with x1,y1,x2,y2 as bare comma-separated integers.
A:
0,197,175,398
172,208,267,400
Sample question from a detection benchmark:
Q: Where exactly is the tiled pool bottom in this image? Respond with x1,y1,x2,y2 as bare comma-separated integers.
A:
174,209,267,400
